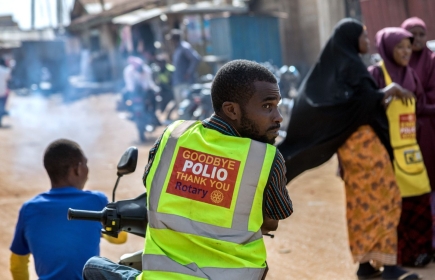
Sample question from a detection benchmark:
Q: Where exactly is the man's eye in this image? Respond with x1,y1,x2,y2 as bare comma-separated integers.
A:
263,104,271,109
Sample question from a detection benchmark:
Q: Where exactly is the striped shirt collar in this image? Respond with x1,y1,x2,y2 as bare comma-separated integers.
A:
202,114,241,137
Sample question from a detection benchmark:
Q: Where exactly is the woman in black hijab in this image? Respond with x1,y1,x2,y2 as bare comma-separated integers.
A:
278,18,419,280
278,18,412,182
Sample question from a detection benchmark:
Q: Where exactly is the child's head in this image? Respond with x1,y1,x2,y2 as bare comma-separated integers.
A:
401,17,427,52
43,139,88,189
392,37,412,67
376,27,413,67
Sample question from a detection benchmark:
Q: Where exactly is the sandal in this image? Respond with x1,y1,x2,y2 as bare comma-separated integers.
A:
413,254,431,267
382,272,422,280
358,270,382,279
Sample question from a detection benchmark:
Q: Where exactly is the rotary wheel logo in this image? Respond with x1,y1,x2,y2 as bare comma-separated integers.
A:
210,190,224,204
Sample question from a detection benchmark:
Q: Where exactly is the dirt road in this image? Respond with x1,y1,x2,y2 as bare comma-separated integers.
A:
0,92,433,279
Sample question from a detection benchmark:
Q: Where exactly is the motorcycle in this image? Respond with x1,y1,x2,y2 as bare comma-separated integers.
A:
258,62,297,138
118,87,162,142
0,94,8,127
277,97,294,138
68,146,276,272
278,65,300,99
177,74,214,121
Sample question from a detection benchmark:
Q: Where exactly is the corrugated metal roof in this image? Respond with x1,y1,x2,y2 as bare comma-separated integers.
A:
79,0,136,5
69,0,158,30
70,0,249,30
0,27,56,48
112,2,248,25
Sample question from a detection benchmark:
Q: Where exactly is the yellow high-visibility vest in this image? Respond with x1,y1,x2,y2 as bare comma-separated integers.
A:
138,120,276,280
381,61,431,197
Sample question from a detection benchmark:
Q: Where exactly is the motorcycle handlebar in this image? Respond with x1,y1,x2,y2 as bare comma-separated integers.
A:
68,208,104,222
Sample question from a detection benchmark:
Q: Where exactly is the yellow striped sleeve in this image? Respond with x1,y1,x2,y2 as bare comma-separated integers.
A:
10,253,30,280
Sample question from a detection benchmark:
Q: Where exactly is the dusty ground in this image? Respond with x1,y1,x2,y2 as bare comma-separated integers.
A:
0,92,433,279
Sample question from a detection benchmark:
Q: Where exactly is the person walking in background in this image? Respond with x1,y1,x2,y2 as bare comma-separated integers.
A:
278,18,420,280
368,27,432,268
153,53,175,122
123,56,160,97
168,29,201,115
123,56,161,142
9,139,127,280
401,17,435,258
0,57,11,127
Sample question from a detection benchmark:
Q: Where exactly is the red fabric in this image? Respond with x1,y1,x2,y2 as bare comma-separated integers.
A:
408,48,435,190
431,191,435,249
397,194,433,265
401,17,435,189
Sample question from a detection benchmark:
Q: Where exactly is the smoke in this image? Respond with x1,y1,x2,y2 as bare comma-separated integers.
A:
7,93,102,170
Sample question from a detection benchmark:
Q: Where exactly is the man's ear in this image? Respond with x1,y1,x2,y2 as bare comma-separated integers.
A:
71,163,80,177
221,101,241,121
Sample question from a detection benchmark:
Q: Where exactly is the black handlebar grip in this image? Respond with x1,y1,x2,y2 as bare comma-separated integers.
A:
68,208,104,222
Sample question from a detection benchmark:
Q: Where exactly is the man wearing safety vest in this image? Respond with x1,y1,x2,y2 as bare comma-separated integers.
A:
83,60,293,280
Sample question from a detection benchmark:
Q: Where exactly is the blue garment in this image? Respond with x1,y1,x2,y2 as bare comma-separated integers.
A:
10,186,108,280
83,256,140,280
172,41,201,86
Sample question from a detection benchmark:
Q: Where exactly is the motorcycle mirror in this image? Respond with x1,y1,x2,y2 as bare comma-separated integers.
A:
117,146,138,176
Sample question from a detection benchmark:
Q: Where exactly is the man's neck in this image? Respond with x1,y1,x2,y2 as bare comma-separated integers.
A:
51,180,79,189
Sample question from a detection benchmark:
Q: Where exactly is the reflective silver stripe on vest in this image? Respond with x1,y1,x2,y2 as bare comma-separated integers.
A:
142,254,265,280
149,120,197,212
148,210,262,244
231,140,267,231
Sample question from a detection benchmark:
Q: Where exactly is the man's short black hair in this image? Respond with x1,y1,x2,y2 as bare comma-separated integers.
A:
167,29,182,42
211,60,277,113
43,139,84,183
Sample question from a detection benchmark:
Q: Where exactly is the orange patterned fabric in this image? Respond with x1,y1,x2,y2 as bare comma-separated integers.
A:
338,125,402,265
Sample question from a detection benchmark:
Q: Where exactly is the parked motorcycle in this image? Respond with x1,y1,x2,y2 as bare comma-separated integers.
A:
258,62,297,138
0,94,8,127
177,74,214,121
277,98,294,138
278,65,300,99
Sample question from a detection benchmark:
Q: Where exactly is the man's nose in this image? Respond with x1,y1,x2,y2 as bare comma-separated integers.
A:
274,108,283,123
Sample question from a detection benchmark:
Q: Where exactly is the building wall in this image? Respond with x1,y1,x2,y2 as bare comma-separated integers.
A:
360,0,435,53
99,23,119,79
317,0,345,48
255,0,345,74
297,0,321,68
278,0,303,67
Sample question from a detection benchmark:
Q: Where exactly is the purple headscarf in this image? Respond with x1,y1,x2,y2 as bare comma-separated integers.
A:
401,17,427,31
376,27,416,92
401,17,435,194
401,17,435,98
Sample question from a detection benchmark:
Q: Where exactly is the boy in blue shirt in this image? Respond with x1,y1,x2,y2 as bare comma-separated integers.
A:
10,139,127,280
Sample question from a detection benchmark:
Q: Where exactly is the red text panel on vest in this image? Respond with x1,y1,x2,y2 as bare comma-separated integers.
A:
399,113,416,139
166,147,241,208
